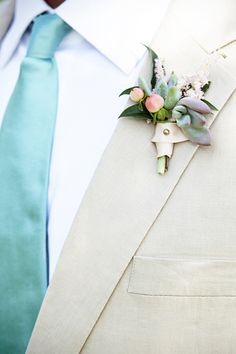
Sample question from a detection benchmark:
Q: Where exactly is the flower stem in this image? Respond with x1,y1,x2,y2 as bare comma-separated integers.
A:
157,155,169,175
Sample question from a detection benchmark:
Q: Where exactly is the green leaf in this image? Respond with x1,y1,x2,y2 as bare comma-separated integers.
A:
143,44,158,89
157,108,171,121
138,101,144,111
201,99,218,111
118,104,151,119
202,81,211,93
143,44,158,63
119,86,139,97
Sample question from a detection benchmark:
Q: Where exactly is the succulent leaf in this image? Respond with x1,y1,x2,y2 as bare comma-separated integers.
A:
174,105,187,114
179,125,211,145
138,77,152,96
176,114,191,128
188,109,207,128
172,110,182,120
178,97,211,114
164,87,182,110
155,79,168,98
168,72,178,87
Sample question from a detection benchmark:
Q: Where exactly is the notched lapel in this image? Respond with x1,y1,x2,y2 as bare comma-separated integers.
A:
27,30,236,354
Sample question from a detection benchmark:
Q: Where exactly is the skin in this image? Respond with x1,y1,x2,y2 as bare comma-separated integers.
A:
44,0,66,9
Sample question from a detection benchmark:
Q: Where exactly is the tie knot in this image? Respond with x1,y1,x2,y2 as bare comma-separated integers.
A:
26,13,72,59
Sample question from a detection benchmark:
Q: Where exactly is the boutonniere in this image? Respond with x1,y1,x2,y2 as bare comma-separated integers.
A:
119,47,217,175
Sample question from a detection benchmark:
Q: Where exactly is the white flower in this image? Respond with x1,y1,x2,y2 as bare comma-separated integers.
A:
177,76,191,92
184,88,204,99
178,64,210,99
154,58,166,81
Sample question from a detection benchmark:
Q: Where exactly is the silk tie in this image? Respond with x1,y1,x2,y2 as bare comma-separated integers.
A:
0,13,71,353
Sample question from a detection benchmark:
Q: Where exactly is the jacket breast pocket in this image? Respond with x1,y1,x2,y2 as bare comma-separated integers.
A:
127,256,236,296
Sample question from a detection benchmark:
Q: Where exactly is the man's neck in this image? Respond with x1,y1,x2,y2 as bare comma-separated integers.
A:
44,0,66,9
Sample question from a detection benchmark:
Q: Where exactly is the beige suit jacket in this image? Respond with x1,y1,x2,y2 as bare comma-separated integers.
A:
27,0,236,353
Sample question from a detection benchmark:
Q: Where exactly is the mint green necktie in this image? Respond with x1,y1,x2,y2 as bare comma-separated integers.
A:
0,13,71,353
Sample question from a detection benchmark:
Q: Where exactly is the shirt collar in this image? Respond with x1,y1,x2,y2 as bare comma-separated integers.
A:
0,0,51,67
0,0,171,73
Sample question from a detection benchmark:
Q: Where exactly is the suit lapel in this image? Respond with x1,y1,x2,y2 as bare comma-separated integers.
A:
185,0,236,53
27,22,236,354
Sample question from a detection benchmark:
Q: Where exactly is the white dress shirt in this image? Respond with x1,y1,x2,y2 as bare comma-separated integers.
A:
0,0,170,279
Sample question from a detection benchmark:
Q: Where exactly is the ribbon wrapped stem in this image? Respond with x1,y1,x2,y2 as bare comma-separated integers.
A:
157,155,169,175
152,122,189,175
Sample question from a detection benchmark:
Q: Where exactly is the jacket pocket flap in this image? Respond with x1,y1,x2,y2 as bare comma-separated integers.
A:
128,256,236,296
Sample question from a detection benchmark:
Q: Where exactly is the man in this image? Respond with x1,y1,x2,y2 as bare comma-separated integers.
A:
1,0,236,353
0,0,170,352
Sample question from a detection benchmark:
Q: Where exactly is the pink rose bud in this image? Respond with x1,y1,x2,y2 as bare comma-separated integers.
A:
145,94,164,113
130,87,144,102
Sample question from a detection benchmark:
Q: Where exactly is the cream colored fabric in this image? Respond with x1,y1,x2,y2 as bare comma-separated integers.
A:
128,256,236,296
27,0,236,353
0,0,15,41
